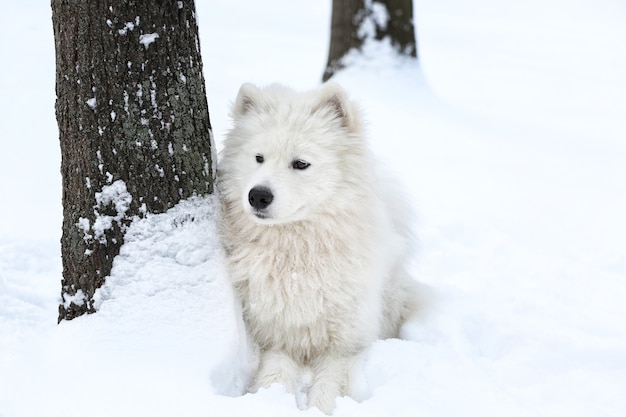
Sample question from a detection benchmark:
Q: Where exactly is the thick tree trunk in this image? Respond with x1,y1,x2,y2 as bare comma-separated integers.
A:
324,0,365,82
52,0,214,322
323,0,417,81
381,0,417,56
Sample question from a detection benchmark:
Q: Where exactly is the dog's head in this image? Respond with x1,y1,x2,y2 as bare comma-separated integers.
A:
220,82,364,225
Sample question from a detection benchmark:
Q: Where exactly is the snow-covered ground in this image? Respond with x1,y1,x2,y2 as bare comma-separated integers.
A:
1,1,625,416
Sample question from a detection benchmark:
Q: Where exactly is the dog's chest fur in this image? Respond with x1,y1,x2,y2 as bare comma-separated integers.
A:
225,216,375,361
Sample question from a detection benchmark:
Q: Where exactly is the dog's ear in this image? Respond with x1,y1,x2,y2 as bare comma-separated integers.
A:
313,82,360,133
232,83,262,117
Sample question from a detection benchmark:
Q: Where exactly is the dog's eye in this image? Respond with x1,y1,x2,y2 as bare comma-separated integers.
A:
255,154,264,163
291,159,310,170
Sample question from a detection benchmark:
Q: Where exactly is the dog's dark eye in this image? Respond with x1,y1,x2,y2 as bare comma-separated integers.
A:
291,159,310,170
255,154,264,163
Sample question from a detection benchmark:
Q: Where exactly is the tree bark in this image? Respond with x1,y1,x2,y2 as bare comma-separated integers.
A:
52,0,214,322
323,0,417,81
324,0,366,82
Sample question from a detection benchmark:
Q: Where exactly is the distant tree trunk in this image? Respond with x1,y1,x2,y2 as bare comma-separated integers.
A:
52,0,214,322
323,0,417,81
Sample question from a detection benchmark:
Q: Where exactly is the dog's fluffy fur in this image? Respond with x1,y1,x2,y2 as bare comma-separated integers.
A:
218,82,419,414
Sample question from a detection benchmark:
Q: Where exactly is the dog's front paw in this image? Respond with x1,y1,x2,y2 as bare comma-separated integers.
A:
251,350,301,394
307,383,339,415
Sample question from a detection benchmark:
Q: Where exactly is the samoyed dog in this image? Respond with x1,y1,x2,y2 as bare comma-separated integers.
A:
218,82,419,414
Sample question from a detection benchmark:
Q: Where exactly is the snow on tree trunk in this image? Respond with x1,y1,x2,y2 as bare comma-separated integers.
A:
323,0,417,81
52,0,214,322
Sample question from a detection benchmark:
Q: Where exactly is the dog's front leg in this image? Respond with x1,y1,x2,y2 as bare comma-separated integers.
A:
250,349,301,394
308,353,359,415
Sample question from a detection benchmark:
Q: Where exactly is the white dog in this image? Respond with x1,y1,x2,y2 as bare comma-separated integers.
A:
218,82,419,414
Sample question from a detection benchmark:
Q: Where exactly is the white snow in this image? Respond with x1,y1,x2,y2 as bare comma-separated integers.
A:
358,0,389,39
76,217,91,243
96,149,104,174
139,32,160,49
92,180,133,243
62,288,85,308
85,97,97,109
1,1,625,417
118,21,135,36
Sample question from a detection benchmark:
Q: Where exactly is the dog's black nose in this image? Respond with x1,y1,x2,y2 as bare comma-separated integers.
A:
248,187,274,210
